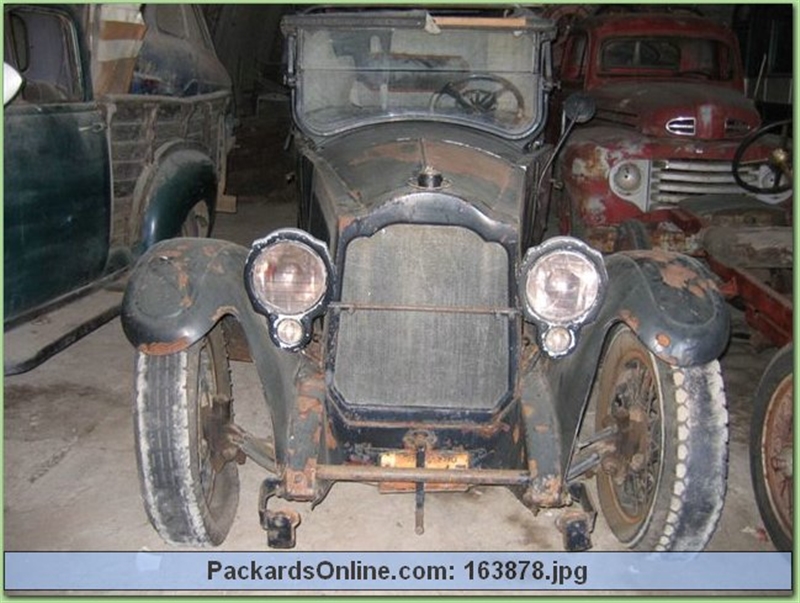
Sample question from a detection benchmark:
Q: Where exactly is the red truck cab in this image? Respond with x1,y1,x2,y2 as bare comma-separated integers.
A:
552,12,791,251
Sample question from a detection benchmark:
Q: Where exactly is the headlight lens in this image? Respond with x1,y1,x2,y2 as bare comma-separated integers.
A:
611,161,643,194
525,249,602,324
249,240,327,315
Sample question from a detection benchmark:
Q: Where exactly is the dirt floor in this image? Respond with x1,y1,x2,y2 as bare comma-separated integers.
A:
2,112,787,594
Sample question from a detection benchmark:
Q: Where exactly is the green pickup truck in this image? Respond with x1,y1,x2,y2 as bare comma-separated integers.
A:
4,4,235,374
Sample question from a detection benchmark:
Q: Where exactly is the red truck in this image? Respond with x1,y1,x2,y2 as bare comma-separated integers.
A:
550,10,791,252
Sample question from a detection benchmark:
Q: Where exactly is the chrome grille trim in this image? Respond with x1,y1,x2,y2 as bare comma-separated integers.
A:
649,159,760,204
665,117,696,136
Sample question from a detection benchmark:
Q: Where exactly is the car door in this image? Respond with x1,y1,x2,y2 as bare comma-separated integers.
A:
4,6,111,322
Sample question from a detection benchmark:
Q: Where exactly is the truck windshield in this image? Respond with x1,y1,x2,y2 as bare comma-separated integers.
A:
599,36,734,81
291,15,548,138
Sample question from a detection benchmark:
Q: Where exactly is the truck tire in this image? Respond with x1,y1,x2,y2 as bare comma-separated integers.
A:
594,325,728,551
750,344,793,551
133,324,239,546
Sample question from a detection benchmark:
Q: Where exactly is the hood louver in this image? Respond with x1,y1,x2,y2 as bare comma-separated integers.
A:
724,119,752,137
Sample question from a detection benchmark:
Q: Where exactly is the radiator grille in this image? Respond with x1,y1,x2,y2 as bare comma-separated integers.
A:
649,159,761,205
333,224,511,410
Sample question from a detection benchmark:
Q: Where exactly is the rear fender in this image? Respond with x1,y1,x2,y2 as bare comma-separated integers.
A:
547,248,730,473
132,142,218,251
121,238,300,461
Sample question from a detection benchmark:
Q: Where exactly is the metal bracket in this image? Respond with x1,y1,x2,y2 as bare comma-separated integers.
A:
258,479,301,549
556,483,598,552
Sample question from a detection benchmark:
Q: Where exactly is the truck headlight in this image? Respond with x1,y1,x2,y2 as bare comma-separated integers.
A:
520,237,607,357
611,162,643,194
245,229,333,350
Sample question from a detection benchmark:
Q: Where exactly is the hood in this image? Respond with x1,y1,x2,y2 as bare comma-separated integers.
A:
591,82,760,140
314,123,527,225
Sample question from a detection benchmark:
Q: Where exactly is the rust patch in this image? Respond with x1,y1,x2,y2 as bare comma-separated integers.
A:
528,458,539,479
138,337,191,355
660,261,714,298
512,424,520,445
325,419,338,451
296,395,322,419
285,459,317,499
619,309,641,331
529,474,563,506
534,424,550,434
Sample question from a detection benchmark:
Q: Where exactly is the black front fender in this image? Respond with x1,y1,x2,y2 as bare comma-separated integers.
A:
547,249,730,472
602,249,731,366
122,238,252,351
121,237,301,461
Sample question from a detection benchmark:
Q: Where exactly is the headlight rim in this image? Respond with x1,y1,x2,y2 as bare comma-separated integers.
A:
519,236,608,329
244,228,334,351
609,159,649,198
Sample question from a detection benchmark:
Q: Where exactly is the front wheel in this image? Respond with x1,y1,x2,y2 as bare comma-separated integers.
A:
750,344,793,551
133,324,239,546
594,325,728,551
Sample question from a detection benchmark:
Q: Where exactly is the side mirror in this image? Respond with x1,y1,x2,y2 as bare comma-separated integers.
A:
4,63,23,105
563,92,596,125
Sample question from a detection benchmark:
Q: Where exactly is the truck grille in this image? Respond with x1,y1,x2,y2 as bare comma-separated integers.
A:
332,224,511,411
649,159,761,205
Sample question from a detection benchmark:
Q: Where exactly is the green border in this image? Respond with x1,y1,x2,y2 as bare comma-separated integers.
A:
1,1,798,601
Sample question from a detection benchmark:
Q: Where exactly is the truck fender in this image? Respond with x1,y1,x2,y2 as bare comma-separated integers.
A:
121,238,300,460
132,141,218,252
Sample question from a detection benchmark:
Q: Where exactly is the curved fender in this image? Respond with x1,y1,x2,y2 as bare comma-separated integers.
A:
121,238,300,462
136,144,218,250
545,248,730,473
603,249,731,365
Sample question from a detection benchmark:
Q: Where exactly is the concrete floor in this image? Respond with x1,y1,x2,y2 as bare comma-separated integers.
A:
2,116,785,593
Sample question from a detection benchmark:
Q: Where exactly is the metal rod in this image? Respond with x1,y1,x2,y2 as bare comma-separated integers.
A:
415,447,425,535
330,302,519,317
315,464,530,485
566,452,601,483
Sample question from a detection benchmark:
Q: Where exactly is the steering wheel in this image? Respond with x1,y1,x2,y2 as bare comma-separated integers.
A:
430,74,524,116
732,119,793,195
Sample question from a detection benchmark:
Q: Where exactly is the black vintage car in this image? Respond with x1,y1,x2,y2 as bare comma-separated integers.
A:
122,8,730,551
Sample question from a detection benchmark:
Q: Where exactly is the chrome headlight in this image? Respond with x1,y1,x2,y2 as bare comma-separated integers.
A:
520,237,607,357
245,229,333,350
609,160,651,211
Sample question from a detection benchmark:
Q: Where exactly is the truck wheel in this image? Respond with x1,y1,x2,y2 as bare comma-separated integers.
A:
133,324,239,546
180,201,211,238
750,344,793,551
594,325,728,550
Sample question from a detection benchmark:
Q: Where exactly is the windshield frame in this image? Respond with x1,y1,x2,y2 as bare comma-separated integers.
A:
282,9,555,140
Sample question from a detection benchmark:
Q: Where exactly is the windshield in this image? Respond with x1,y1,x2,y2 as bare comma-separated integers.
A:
599,36,734,81
287,13,551,138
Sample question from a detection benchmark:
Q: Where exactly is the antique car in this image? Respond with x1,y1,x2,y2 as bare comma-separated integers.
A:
3,3,234,374
121,8,730,551
549,11,792,252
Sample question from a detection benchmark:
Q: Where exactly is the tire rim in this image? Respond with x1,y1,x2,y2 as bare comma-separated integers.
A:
596,333,664,545
761,374,794,541
196,337,232,510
